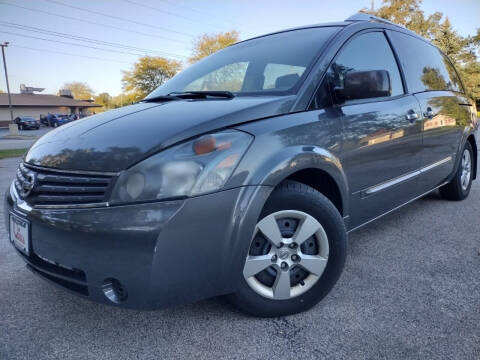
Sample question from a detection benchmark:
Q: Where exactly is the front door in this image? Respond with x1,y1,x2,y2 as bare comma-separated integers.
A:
325,31,424,229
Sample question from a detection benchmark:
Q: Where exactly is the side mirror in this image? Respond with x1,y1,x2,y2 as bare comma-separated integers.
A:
335,70,391,101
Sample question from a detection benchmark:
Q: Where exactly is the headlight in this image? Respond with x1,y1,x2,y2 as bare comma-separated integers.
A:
109,130,252,204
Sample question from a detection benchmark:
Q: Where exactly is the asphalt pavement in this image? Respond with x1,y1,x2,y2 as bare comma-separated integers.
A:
0,127,52,150
0,156,479,360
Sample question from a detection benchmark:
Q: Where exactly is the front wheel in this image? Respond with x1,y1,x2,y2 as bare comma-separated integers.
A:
228,181,347,317
440,142,474,201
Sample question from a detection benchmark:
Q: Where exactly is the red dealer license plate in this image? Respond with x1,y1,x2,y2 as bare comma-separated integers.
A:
9,212,30,256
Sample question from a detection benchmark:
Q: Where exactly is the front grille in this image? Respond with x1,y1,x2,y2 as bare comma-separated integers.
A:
15,162,114,207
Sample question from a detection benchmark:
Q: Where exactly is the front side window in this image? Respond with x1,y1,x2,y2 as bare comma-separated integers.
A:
310,31,404,109
146,27,341,98
388,31,462,93
329,31,404,98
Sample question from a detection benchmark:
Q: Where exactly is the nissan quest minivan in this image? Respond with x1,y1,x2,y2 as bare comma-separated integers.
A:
5,14,478,317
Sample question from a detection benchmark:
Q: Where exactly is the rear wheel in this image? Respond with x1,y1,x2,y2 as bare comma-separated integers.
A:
228,181,347,317
440,142,474,201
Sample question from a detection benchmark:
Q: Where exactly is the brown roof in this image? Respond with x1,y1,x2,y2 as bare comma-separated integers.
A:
0,93,101,107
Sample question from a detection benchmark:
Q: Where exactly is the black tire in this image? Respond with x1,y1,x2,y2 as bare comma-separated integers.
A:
228,180,347,317
439,141,474,201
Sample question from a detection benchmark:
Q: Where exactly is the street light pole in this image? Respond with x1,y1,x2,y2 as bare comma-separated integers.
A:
1,42,16,135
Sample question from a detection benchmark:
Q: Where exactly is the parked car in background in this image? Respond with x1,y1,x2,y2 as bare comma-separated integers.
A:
5,13,478,317
39,114,48,126
42,113,73,127
13,116,40,130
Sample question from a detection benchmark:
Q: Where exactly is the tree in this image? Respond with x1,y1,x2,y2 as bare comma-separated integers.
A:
188,30,239,64
110,92,138,108
61,81,94,100
93,92,112,112
459,61,480,101
431,17,474,64
122,56,182,100
372,0,421,26
94,92,111,107
364,0,480,101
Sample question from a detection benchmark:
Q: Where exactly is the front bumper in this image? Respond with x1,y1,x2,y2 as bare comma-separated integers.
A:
4,182,270,309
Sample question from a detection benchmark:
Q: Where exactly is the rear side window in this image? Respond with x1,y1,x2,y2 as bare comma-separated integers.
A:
388,31,462,93
441,54,463,92
329,31,404,98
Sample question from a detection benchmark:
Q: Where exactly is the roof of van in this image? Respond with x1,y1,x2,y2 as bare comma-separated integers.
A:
237,13,423,44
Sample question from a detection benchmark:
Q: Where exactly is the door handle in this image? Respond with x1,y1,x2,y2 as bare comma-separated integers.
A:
406,110,419,122
424,107,434,119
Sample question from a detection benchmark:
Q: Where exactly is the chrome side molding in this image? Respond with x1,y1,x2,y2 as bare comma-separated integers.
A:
363,156,453,196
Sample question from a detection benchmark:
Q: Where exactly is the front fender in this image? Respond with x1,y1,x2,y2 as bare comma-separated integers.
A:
228,144,349,219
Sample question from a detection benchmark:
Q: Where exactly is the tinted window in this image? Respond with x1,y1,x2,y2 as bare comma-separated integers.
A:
146,27,340,98
329,31,404,98
442,54,463,92
388,31,462,93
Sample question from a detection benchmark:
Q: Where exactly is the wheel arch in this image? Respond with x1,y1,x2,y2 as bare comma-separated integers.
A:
237,145,349,220
467,134,477,180
285,168,344,216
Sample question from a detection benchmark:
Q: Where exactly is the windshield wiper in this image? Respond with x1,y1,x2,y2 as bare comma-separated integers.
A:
167,91,235,99
143,95,183,103
143,91,234,103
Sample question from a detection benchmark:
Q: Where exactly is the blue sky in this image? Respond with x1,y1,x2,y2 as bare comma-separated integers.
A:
0,0,478,96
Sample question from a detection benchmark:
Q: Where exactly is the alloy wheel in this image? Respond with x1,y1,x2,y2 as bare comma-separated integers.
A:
243,210,329,300
461,149,472,191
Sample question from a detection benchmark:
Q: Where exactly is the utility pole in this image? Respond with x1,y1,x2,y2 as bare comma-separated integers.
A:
1,42,17,135
371,0,375,12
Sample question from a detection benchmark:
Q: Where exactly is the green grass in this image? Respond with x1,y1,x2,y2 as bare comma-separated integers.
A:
0,148,28,159
477,111,480,118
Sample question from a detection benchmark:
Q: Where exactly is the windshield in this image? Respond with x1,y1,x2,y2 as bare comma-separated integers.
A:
146,27,340,98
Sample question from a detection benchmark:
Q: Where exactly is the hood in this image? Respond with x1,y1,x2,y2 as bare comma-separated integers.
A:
25,96,295,172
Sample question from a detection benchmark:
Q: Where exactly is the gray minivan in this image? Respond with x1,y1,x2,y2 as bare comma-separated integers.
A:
5,13,478,317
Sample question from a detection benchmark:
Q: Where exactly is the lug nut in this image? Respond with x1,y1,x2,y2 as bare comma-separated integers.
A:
281,262,288,270
271,255,277,262
277,242,284,249
289,243,297,249
291,254,300,262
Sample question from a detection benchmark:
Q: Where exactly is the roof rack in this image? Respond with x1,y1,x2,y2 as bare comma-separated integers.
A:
345,13,405,28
